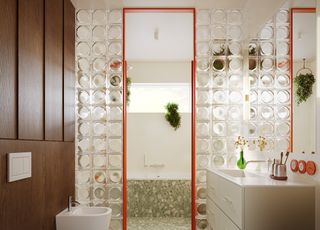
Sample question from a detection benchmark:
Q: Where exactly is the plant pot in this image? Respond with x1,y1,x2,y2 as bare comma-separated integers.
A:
212,58,226,72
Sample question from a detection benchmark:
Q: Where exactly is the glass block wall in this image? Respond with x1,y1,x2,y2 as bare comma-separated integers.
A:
75,9,124,230
195,9,291,229
248,9,291,156
74,7,290,230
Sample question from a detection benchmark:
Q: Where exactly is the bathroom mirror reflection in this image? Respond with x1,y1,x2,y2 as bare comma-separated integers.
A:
292,9,316,154
124,10,194,229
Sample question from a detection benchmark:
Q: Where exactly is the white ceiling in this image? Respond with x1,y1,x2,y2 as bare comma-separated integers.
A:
71,0,316,10
71,0,317,58
71,0,295,9
293,12,316,61
282,0,316,8
125,12,193,61
71,0,247,9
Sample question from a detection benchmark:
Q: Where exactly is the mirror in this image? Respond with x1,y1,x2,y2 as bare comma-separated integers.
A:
292,9,316,153
124,11,193,229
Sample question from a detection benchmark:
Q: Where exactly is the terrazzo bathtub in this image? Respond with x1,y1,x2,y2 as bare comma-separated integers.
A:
127,178,191,218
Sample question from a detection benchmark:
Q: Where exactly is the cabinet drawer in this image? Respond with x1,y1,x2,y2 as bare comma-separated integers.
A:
207,197,240,230
207,170,218,200
207,170,243,228
207,198,217,228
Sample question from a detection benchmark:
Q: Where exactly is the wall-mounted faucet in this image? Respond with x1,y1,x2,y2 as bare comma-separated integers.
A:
244,159,272,170
68,195,80,212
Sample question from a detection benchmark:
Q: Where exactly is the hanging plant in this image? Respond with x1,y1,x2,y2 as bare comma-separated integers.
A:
294,73,315,105
164,103,181,131
126,77,132,105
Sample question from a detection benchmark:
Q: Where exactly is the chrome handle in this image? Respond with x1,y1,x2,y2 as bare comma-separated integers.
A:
68,195,72,211
72,201,80,206
68,196,80,211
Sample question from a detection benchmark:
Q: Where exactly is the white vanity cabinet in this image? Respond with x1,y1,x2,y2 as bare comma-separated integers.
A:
207,169,315,230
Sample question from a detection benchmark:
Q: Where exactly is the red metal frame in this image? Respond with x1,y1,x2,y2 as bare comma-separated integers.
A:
122,8,196,230
289,8,316,152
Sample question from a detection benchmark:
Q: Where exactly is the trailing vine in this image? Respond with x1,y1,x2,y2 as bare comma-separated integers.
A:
126,77,132,105
164,103,181,131
294,73,315,105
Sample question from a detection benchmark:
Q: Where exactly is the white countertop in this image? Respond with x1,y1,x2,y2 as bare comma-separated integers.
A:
207,167,316,188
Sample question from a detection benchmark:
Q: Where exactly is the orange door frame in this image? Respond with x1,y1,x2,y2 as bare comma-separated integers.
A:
122,8,197,230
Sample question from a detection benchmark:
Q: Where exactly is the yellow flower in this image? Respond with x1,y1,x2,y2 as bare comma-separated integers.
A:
234,136,248,150
257,136,267,152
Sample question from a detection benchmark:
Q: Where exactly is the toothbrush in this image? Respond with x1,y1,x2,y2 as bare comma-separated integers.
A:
280,152,283,165
284,151,290,165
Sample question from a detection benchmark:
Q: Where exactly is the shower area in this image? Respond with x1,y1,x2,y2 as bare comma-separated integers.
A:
126,63,192,229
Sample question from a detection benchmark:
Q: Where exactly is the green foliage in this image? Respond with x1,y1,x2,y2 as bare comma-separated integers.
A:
164,102,181,131
248,47,256,55
248,43,257,55
126,77,132,105
294,73,316,105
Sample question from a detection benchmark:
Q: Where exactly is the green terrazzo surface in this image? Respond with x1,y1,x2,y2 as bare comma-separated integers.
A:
127,180,191,217
127,217,191,230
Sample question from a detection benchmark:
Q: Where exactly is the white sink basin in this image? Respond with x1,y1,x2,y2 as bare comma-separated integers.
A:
56,207,112,230
218,169,260,178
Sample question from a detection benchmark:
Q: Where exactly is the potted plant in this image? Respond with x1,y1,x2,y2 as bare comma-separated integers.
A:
212,58,226,71
294,73,315,105
235,136,248,169
164,102,181,131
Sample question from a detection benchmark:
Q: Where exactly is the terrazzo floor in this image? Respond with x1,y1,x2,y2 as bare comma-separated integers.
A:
127,217,191,230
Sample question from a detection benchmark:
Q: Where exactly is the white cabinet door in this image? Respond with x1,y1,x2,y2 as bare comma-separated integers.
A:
207,171,243,228
207,197,240,230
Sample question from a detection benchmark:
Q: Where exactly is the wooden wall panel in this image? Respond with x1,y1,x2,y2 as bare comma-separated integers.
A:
0,0,76,229
0,140,75,230
63,0,75,142
45,0,63,141
18,0,44,140
44,143,75,228
0,0,17,139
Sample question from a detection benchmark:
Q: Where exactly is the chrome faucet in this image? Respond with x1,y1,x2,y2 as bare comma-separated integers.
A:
68,195,80,211
244,159,272,170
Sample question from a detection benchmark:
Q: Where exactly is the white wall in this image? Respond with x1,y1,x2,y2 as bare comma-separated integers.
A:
127,61,192,179
128,61,192,83
293,60,317,153
125,13,193,61
127,113,191,179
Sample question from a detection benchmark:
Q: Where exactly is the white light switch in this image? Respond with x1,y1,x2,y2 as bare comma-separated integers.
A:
8,152,32,182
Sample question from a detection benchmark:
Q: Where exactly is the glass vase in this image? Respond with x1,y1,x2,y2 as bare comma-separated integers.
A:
237,149,246,169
